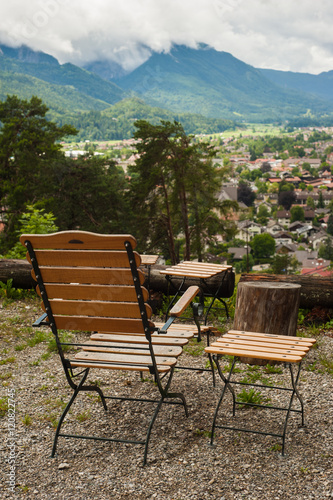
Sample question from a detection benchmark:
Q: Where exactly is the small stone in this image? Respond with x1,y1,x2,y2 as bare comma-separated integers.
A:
58,463,70,470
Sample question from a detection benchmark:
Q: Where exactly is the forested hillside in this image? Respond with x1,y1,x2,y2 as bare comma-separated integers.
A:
59,97,236,140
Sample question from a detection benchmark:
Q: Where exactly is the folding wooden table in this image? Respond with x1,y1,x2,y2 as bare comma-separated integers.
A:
160,261,232,326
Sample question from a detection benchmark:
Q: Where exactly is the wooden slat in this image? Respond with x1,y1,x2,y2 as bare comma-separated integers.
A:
160,269,217,278
32,267,145,285
140,255,159,265
70,361,171,373
74,351,177,366
20,231,137,250
91,329,194,340
210,340,307,357
37,284,149,302
45,300,152,319
224,332,314,348
90,333,189,346
30,250,141,268
227,330,316,345
205,345,303,363
53,316,153,334
82,341,183,357
182,261,232,270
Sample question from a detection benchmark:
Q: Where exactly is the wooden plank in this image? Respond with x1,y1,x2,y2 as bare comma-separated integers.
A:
45,300,152,319
33,267,145,285
140,255,159,265
221,335,310,351
74,351,177,366
205,345,303,363
160,269,217,278
30,250,141,268
53,316,152,334
211,340,307,357
70,361,171,373
82,341,183,357
182,261,232,270
20,231,137,250
227,330,316,345
90,333,189,346
169,286,199,317
38,284,149,302
224,332,314,348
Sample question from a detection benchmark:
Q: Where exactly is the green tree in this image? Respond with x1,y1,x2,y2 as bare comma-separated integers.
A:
237,181,256,207
48,156,129,235
0,95,76,252
4,205,58,259
130,120,236,262
327,214,333,236
306,196,315,209
318,238,333,261
257,204,270,225
270,254,299,274
290,206,305,223
250,233,276,259
317,190,325,208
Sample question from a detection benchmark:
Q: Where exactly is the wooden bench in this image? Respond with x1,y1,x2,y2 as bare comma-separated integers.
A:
20,231,200,465
205,329,316,455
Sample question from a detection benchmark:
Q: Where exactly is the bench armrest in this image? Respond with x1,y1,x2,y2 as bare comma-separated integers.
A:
157,286,200,334
169,286,200,317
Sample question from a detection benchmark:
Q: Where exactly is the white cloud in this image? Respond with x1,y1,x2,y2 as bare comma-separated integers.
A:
1,0,333,73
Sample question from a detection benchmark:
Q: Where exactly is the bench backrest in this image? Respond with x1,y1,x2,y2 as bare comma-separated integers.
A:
20,231,154,339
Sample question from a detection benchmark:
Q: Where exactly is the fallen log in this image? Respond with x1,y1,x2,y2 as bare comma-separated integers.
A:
239,273,333,309
143,264,235,298
0,259,236,298
0,259,35,289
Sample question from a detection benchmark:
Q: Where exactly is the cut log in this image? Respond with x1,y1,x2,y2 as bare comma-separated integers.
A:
0,259,235,299
239,273,333,309
143,265,235,298
0,259,35,289
233,281,301,365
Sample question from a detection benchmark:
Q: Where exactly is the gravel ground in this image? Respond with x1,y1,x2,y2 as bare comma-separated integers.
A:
0,298,332,500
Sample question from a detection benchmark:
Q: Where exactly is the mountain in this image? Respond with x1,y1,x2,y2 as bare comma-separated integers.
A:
113,44,333,121
2,42,333,131
0,43,126,110
259,68,333,102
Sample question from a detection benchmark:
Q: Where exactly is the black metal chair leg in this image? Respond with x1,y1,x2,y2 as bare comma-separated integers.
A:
51,371,88,457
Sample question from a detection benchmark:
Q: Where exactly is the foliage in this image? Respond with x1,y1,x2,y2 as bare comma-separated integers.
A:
130,120,237,262
250,233,276,259
278,189,296,210
4,205,58,259
237,181,256,207
45,155,130,235
318,238,333,261
269,254,300,274
0,95,76,252
66,98,237,141
327,214,333,236
290,206,305,223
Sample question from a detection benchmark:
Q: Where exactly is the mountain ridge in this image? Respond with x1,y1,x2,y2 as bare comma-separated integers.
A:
2,42,333,128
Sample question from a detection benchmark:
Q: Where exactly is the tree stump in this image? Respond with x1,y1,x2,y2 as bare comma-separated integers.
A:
233,281,301,365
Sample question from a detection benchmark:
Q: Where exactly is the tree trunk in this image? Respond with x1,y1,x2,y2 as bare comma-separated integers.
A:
233,281,301,365
239,273,333,309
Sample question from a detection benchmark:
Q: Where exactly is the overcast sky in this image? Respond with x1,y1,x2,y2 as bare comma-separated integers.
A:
1,0,333,74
